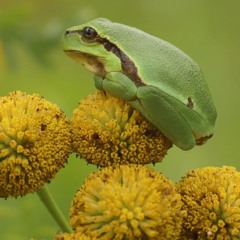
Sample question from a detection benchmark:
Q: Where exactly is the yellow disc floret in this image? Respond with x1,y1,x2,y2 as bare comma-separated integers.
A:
54,232,90,240
70,164,184,240
71,91,172,167
0,91,72,198
177,166,240,239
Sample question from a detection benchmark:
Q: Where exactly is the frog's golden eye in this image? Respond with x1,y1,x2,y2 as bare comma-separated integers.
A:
82,27,98,42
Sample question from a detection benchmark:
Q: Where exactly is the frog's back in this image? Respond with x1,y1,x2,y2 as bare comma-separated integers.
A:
90,18,203,91
89,18,217,129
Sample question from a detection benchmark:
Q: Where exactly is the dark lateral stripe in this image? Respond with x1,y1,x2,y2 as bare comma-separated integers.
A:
65,29,82,35
96,37,146,87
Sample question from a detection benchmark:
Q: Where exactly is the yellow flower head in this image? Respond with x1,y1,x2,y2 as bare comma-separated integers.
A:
54,232,90,240
71,91,172,167
0,91,72,198
177,166,240,239
70,164,183,240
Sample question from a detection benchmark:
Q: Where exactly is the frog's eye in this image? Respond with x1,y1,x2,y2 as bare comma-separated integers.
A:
82,27,98,42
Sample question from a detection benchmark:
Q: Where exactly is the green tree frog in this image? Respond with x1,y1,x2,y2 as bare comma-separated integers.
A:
62,18,217,150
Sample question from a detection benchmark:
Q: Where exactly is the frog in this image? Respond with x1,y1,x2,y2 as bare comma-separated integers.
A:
62,18,217,150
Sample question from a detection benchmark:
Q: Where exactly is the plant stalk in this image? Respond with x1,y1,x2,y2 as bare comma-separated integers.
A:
37,186,72,233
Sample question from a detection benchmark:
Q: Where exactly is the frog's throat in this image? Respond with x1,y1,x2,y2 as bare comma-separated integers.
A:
64,50,107,77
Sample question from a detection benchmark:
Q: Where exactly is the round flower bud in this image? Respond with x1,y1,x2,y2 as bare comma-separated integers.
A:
0,91,71,198
70,164,184,240
71,91,172,167
177,166,240,239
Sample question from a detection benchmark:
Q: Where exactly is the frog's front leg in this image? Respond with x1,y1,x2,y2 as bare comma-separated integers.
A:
94,72,138,101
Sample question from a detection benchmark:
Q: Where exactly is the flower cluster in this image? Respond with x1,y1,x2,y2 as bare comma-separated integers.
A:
0,91,71,198
71,91,172,167
52,90,185,239
4,89,240,240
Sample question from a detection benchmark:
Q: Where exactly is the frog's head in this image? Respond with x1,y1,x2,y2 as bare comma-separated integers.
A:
62,18,122,77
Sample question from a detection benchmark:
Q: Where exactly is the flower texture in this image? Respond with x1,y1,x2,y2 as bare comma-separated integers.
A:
177,166,240,240
54,232,90,240
70,164,183,240
71,91,172,167
0,91,72,198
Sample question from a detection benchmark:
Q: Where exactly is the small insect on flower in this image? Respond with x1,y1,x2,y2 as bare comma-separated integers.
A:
0,91,72,198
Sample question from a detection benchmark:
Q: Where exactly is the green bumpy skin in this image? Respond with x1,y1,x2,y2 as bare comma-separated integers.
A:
62,18,217,150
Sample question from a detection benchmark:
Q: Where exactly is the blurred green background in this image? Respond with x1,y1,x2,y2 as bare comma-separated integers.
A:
0,0,239,239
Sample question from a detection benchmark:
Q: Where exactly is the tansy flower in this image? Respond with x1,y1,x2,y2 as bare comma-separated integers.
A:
54,232,90,240
71,91,172,167
177,166,240,240
0,91,71,198
70,164,184,240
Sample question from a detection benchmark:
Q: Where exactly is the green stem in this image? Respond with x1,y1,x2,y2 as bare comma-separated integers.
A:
37,186,72,233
